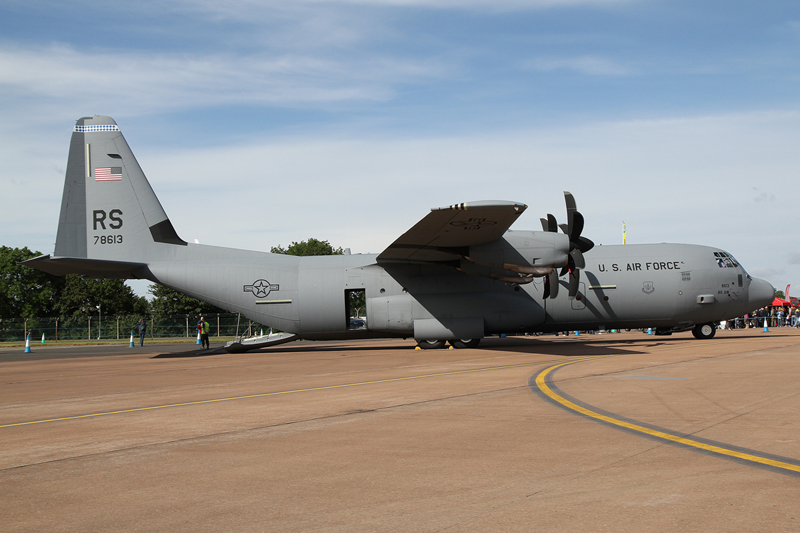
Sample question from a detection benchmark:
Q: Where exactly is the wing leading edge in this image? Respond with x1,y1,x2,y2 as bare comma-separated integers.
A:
377,201,527,263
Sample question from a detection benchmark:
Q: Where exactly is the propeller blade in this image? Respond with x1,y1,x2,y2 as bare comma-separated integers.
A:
570,248,585,270
578,236,594,254
564,191,577,212
547,214,558,233
541,215,559,232
549,272,559,299
558,223,569,234
570,212,584,243
564,191,577,233
543,275,550,299
568,269,580,300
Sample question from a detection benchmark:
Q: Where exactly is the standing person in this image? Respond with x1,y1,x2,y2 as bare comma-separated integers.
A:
198,316,210,349
138,318,146,347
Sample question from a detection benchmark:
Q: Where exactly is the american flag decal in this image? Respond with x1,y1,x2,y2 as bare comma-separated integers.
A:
95,167,122,181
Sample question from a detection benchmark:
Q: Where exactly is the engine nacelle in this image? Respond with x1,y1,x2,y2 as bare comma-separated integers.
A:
465,230,569,276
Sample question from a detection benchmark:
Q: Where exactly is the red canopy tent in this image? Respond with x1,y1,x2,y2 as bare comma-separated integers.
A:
770,285,798,307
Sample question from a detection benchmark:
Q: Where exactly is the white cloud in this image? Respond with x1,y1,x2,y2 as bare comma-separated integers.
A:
527,56,635,76
0,44,449,121
170,0,635,17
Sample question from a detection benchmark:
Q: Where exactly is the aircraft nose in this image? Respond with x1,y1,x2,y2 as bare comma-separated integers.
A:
749,277,775,308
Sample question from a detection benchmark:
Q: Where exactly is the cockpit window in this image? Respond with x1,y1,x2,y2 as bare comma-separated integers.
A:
714,251,739,269
714,251,749,275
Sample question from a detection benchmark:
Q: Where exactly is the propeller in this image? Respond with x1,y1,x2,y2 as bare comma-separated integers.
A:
541,191,595,300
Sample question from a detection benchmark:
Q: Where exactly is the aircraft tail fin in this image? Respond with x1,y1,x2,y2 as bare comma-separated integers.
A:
51,116,185,269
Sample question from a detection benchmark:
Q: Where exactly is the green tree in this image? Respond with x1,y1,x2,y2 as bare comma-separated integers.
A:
271,238,343,256
54,274,148,317
148,284,226,316
0,246,65,318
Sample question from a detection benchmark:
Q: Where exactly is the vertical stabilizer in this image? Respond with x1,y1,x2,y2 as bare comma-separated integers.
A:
54,116,185,263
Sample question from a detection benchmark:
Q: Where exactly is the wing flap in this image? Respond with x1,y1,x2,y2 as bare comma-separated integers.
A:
377,201,527,263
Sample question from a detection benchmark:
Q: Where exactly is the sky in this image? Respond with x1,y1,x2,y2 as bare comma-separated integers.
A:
1,0,799,299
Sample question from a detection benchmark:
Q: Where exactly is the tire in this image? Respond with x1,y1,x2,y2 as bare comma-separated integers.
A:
692,323,716,340
449,338,481,349
417,339,446,350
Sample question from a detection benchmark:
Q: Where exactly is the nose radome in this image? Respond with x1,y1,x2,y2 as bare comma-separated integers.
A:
749,278,776,308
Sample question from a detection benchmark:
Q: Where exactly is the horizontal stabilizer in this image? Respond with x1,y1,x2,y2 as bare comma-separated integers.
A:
21,254,148,279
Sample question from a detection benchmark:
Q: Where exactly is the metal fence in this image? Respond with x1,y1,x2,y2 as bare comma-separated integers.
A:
0,313,271,343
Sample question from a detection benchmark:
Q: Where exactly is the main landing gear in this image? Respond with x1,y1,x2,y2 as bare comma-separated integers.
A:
417,338,481,350
692,323,716,340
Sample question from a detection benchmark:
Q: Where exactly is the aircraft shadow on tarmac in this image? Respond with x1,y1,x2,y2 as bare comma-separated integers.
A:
480,336,654,357
148,331,792,359
486,331,790,357
151,348,227,359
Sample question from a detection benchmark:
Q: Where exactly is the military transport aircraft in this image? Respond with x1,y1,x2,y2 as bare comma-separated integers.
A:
24,116,775,350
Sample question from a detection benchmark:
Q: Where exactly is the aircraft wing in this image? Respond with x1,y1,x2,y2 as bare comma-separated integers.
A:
377,201,527,263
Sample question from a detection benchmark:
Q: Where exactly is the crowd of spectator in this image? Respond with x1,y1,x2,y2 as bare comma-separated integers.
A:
722,306,800,329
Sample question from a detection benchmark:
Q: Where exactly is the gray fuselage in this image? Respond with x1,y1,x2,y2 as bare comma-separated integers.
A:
143,240,772,339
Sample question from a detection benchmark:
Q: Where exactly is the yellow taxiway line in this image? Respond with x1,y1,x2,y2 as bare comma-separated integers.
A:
533,360,800,477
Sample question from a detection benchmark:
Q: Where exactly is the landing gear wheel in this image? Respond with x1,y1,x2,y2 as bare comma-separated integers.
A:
449,339,481,349
692,323,716,340
417,339,446,350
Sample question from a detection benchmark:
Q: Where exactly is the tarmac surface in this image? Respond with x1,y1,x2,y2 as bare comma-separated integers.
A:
2,329,799,532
